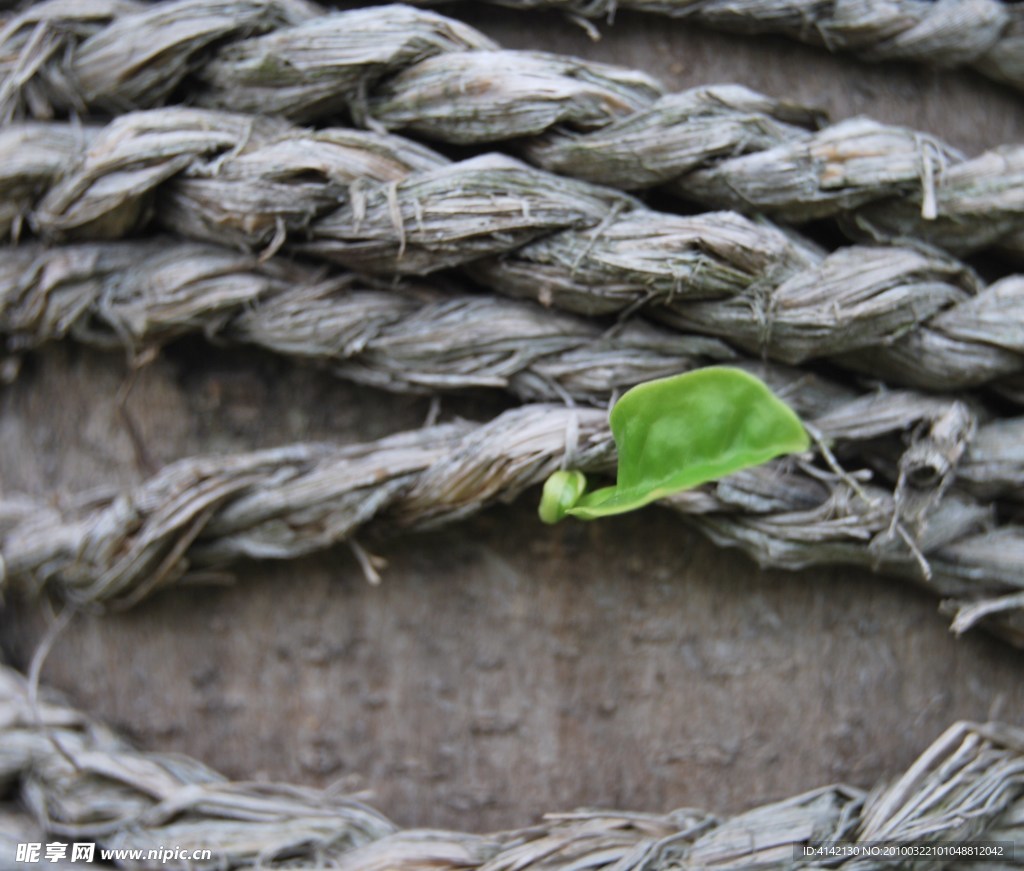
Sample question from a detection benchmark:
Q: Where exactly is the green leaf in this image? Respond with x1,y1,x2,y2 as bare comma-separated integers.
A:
543,367,809,522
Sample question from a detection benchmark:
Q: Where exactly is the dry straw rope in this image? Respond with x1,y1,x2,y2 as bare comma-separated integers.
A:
0,234,1014,470
0,3,1021,862
0,1,1019,633
0,237,737,404
2,2,1024,258
2,109,1024,394
1,96,1022,638
2,380,1024,640
0,1,1021,863
407,0,1024,97
2,664,1024,869
0,234,1009,404
7,238,1024,638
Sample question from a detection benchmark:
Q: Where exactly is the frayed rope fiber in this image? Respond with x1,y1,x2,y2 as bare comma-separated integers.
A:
1,664,1023,869
2,111,1023,393
1,2,1024,257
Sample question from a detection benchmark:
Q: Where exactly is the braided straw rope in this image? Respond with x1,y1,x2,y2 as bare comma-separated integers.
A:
7,236,1024,637
0,235,1020,476
0,2,1021,860
2,2,1024,257
0,235,1000,405
1,664,1023,869
0,237,736,405
1,110,1023,393
408,0,1024,96
2,384,1023,639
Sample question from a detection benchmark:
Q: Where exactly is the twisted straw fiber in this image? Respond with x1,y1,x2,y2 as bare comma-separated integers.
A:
9,238,1024,638
2,381,1024,640
0,237,736,404
0,235,1005,480
0,235,997,407
0,236,1019,476
407,0,1024,96
3,3,1024,257
2,111,1024,394
1,665,1023,869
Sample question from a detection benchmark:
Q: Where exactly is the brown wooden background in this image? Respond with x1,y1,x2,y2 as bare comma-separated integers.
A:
3,4,1024,834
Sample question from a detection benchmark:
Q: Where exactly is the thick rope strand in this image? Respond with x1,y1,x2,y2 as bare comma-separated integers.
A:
0,237,735,405
1,243,995,497
1,110,1022,394
1,665,1023,869
2,396,1023,640
1,2,1023,257
1,235,1020,416
9,237,1022,636
409,0,1024,96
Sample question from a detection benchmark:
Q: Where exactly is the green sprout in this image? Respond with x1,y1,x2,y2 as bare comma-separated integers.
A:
539,367,810,523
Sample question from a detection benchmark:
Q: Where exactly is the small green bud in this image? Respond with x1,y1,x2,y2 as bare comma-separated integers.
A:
538,469,588,524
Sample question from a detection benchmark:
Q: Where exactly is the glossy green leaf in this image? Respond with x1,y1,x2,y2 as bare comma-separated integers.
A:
540,367,809,523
